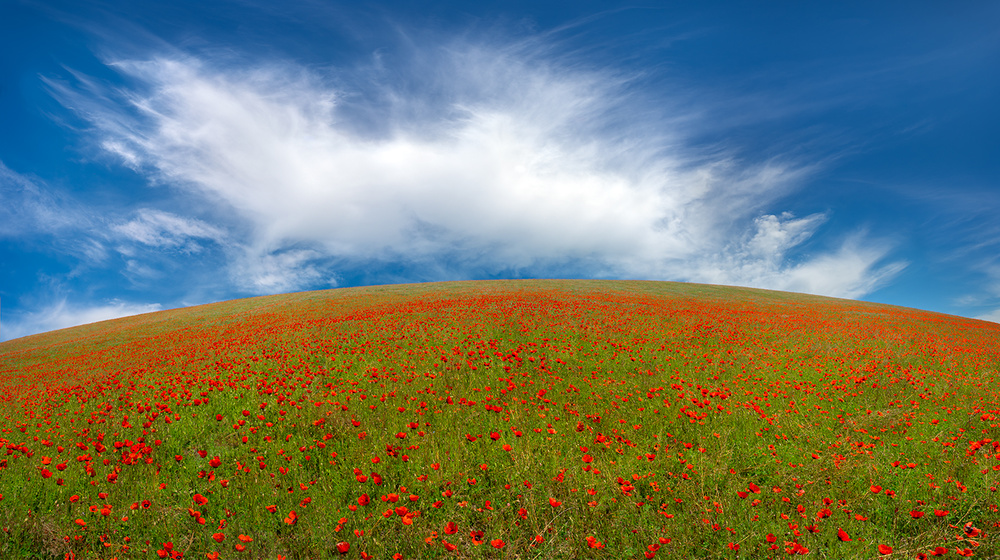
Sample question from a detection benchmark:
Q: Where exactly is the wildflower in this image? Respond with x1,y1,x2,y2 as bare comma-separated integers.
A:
963,522,982,537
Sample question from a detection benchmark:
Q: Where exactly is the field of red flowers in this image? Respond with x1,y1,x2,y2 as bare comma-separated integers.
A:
2,279,999,559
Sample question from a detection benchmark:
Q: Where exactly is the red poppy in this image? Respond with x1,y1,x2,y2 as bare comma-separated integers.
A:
336,542,350,554
837,528,851,542
878,544,893,555
963,522,982,537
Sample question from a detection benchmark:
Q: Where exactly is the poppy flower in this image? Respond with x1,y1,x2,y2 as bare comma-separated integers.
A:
963,522,982,537
878,544,893,555
336,542,350,554
490,539,505,549
549,497,562,507
910,510,924,519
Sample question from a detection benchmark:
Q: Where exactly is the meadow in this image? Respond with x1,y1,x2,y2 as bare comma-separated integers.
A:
1,279,999,559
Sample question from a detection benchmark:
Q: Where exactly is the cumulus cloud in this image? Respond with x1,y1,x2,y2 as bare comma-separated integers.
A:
1,299,162,341
230,247,331,294
49,34,905,299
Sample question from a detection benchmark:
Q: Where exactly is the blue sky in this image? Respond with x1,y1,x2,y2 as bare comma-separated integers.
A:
2,1,999,341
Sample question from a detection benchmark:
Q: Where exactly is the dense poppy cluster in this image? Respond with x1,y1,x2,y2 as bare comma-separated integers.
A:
1,279,999,558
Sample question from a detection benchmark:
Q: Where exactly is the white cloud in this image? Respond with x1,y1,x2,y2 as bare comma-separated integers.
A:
0,162,88,237
51,36,906,299
0,161,110,266
1,299,162,342
679,214,907,300
977,309,1000,324
113,208,225,250
230,247,330,294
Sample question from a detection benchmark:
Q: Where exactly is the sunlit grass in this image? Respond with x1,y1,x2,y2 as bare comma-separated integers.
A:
1,279,998,559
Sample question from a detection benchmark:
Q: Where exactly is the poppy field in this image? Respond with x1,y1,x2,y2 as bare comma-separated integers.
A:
2,279,1000,559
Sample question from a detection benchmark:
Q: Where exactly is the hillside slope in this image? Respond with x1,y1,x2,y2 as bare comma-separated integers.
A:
1,280,999,559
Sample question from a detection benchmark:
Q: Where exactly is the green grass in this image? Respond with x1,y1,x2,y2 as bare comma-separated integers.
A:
1,279,998,559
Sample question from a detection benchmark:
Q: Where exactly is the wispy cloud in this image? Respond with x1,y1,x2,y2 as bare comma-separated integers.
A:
1,299,162,342
113,208,225,251
46,30,905,300
0,161,110,266
680,214,908,300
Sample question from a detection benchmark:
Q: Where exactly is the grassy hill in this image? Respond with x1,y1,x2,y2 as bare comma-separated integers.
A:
1,279,999,559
